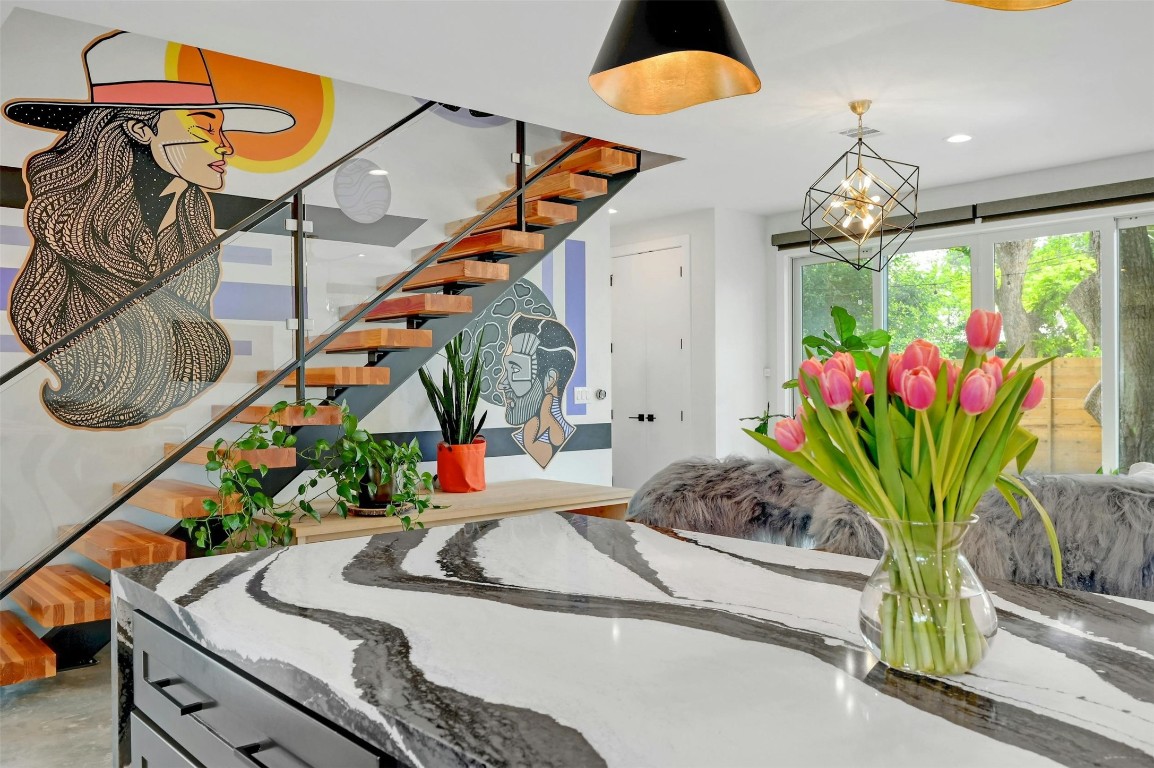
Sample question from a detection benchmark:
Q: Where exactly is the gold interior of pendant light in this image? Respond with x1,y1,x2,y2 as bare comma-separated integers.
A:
948,0,1071,10
588,51,762,116
823,100,898,245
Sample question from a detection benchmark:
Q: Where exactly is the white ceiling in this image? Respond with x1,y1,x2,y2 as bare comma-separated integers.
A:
8,0,1154,226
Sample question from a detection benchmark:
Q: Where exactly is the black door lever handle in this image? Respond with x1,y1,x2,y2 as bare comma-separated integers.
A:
627,413,645,421
646,414,656,422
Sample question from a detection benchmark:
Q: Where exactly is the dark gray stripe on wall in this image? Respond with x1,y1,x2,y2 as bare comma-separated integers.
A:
375,423,611,461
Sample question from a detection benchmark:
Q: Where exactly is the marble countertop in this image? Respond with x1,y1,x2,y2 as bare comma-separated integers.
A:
113,512,1154,768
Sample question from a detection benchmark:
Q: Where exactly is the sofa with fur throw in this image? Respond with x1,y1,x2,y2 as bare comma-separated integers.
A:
627,457,1154,600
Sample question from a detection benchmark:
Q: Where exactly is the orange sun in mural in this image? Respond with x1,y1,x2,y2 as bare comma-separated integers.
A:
169,44,334,173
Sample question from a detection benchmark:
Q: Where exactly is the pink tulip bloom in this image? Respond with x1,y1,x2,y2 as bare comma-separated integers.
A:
982,358,1005,389
945,361,961,398
858,370,875,396
887,353,906,394
819,369,854,411
799,357,823,397
900,366,937,411
901,339,943,377
1022,376,1045,411
774,418,807,452
959,369,998,415
966,309,1002,355
824,351,857,381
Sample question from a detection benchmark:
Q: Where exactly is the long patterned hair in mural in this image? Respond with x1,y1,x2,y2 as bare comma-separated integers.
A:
2,32,294,428
497,314,578,468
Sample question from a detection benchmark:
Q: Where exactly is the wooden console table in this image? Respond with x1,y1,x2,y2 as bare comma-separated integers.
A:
290,479,633,545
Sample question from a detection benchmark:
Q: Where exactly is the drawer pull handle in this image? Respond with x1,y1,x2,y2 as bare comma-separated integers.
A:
196,718,292,768
147,676,210,716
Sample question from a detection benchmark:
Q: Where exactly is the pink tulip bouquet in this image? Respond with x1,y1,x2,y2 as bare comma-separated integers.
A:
748,309,1062,675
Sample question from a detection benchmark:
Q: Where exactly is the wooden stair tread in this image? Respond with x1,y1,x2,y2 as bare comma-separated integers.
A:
11,565,110,628
70,521,184,570
505,147,637,185
415,229,545,264
445,200,577,236
477,173,607,210
363,293,472,322
114,478,236,519
212,404,344,426
165,443,298,469
324,328,433,354
257,367,390,387
383,261,509,292
1,611,55,685
533,137,639,164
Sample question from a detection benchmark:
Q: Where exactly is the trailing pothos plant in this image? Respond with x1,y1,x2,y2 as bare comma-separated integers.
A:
187,400,435,553
419,331,487,445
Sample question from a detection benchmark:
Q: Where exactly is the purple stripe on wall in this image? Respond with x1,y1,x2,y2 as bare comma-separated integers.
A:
0,225,30,246
0,267,15,311
540,250,554,303
564,239,587,416
233,340,253,356
213,282,295,322
0,335,25,353
222,244,273,265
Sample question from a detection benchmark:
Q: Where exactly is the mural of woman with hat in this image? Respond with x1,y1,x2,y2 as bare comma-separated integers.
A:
3,31,294,429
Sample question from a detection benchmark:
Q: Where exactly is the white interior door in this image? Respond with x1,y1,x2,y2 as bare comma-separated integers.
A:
611,243,691,489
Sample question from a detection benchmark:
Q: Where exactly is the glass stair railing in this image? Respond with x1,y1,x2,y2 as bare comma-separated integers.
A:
0,98,641,680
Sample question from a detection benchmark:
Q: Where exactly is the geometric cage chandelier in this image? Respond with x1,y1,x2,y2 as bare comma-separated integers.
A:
802,100,919,272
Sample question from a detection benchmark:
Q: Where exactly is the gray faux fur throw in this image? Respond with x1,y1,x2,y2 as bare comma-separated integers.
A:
628,457,1154,601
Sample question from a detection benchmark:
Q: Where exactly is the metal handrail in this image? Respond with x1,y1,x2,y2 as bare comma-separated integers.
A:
0,100,437,388
0,131,594,598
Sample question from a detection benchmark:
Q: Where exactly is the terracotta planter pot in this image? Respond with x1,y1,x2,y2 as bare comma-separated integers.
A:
437,438,486,493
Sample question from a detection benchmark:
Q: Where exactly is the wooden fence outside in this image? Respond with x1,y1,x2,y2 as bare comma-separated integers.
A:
1016,357,1102,474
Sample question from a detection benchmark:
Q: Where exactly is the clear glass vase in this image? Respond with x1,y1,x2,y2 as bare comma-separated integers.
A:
858,516,998,675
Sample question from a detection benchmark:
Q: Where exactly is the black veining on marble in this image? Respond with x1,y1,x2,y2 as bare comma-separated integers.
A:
174,547,279,607
243,540,609,768
566,515,675,596
115,559,184,592
437,521,501,584
341,517,1153,768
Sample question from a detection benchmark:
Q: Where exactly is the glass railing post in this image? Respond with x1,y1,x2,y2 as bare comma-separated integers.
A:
291,191,308,403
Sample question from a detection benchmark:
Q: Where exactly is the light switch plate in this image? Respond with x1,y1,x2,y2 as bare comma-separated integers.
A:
574,387,591,404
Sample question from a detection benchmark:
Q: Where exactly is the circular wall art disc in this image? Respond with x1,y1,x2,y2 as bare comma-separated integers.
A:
334,158,392,224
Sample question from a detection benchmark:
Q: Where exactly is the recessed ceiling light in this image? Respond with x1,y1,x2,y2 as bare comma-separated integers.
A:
946,134,972,143
357,253,365,258
608,208,618,214
368,169,389,176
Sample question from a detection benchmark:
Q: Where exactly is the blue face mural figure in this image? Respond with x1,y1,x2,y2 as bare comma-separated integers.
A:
497,315,577,469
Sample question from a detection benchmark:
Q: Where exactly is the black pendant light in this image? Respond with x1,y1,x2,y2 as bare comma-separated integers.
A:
589,0,761,115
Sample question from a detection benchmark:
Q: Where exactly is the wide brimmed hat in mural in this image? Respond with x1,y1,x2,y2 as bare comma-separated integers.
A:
3,31,295,134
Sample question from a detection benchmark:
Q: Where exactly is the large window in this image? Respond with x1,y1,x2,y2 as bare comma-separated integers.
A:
798,260,873,345
887,247,971,359
790,212,1154,474
994,231,1101,473
1118,222,1154,469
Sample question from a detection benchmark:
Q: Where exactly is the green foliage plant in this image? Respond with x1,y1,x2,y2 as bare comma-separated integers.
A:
419,331,487,445
188,400,434,553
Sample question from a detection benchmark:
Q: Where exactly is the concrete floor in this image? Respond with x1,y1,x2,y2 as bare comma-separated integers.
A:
0,647,113,767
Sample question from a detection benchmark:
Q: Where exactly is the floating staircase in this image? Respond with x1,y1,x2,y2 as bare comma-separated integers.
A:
0,130,642,685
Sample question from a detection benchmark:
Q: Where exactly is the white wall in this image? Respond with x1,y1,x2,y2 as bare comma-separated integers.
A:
713,209,769,459
611,207,770,460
